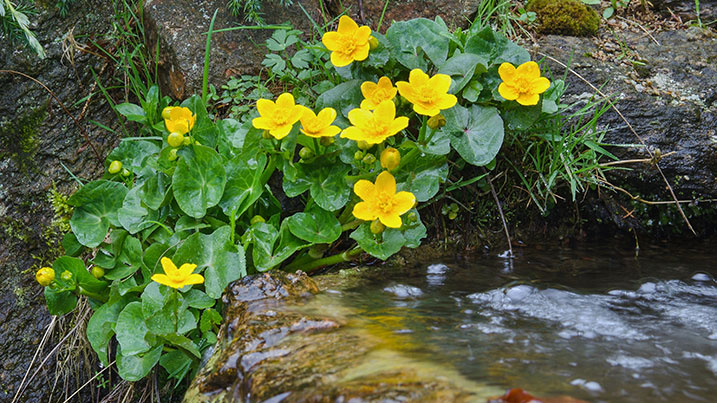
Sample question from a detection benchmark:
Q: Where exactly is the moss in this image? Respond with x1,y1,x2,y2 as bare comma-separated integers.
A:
527,0,600,37
0,105,47,171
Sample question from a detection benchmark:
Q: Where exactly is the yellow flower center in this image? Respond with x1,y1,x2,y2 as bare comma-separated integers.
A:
338,34,358,54
416,86,438,104
272,109,290,126
376,192,395,214
514,77,532,93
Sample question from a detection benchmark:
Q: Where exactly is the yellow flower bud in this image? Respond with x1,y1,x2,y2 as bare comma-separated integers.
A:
357,140,372,150
167,132,185,148
60,270,73,281
354,150,365,161
380,147,401,171
320,136,335,146
427,113,446,130
368,36,379,50
299,147,314,160
121,168,131,177
250,215,265,225
35,267,55,287
362,153,376,165
108,160,122,174
161,106,175,120
370,219,386,234
91,266,105,279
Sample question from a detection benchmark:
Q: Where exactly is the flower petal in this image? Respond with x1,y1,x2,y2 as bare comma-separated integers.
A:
516,92,540,106
378,213,402,228
182,273,205,286
256,99,276,118
352,43,370,62
498,62,516,82
389,116,409,135
517,61,540,78
354,26,372,43
322,32,342,51
353,201,378,221
429,74,453,94
270,124,293,139
341,126,365,141
178,263,197,278
436,94,458,110
337,15,359,34
374,100,396,123
532,77,551,94
413,103,439,117
353,179,376,200
348,108,373,127
160,257,177,275
498,83,519,101
361,81,378,98
392,191,416,215
317,107,337,126
375,171,396,195
377,76,393,90
331,51,354,67
151,273,176,288
252,116,273,131
408,69,429,86
276,93,295,110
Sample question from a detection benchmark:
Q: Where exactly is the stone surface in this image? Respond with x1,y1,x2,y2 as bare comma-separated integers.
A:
143,0,322,99
0,1,121,402
535,28,717,231
650,0,717,21
184,270,500,402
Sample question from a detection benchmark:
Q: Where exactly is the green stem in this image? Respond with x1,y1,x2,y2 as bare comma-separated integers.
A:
423,127,437,146
417,115,428,143
313,137,321,155
78,287,108,303
284,247,363,273
345,172,375,183
229,208,237,244
260,154,278,186
341,220,361,231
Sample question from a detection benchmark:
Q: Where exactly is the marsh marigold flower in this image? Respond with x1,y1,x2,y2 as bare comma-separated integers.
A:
163,106,196,135
360,77,397,110
341,101,408,145
498,61,551,106
151,257,203,289
352,171,416,228
299,107,341,138
36,267,54,287
252,93,305,140
380,147,400,171
322,15,371,67
396,69,457,116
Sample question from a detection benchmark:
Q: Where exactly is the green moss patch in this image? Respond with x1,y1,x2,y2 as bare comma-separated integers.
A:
527,0,600,37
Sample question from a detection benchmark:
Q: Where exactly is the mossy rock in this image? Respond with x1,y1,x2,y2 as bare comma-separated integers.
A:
527,0,600,37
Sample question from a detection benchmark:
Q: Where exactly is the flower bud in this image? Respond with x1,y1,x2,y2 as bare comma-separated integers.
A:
380,147,401,171
368,36,379,50
167,131,185,148
262,130,273,139
108,160,122,174
354,150,365,161
60,270,73,281
370,219,385,234
161,106,174,120
308,244,327,259
448,211,458,220
168,148,178,161
35,267,55,287
121,168,131,177
427,113,446,130
357,140,372,150
250,215,265,225
406,212,418,223
91,266,105,279
362,153,376,165
299,147,314,160
183,136,192,146
320,136,335,146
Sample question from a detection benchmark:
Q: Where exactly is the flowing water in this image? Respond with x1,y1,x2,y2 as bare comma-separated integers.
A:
314,242,717,402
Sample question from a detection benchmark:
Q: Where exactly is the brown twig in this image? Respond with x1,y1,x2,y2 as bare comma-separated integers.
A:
599,151,676,167
537,53,696,235
0,69,104,163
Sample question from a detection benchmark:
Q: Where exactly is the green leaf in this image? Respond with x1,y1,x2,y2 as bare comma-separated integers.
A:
44,287,77,316
54,255,107,295
116,302,152,355
173,145,226,218
308,164,351,211
262,53,286,74
173,226,246,299
315,79,363,123
116,344,162,382
87,295,132,366
251,222,308,272
200,308,222,333
69,180,128,247
603,7,614,19
443,105,504,167
462,80,484,103
160,350,193,382
105,236,143,280
180,96,217,148
107,140,160,173
62,232,83,256
465,27,530,66
118,186,158,234
386,18,450,69
184,289,215,309
402,209,426,248
161,334,200,358
219,153,267,218
115,103,146,123
438,53,488,93
350,224,405,260
394,152,448,202
141,282,181,335
140,172,171,210
287,205,341,244
502,102,542,131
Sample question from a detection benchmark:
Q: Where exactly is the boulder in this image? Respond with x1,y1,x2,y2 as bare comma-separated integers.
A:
333,0,481,32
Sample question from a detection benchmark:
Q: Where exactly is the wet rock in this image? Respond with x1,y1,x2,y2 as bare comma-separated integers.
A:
184,270,500,402
0,1,119,401
650,0,717,22
333,0,481,32
143,0,322,99
536,29,717,232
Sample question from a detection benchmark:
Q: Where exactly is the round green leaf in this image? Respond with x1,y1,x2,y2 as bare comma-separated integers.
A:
116,302,151,355
287,206,341,244
117,344,162,382
309,164,351,212
118,186,157,234
172,145,226,218
444,105,504,167
69,180,128,247
386,18,450,69
394,152,448,202
87,296,132,366
350,224,406,260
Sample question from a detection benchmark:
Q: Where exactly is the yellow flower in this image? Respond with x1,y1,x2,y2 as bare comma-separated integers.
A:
322,15,372,67
352,171,416,228
299,107,342,138
380,147,400,171
252,93,305,140
360,77,397,110
163,107,196,135
151,257,203,289
396,69,457,116
498,61,551,106
341,100,408,145
36,267,55,287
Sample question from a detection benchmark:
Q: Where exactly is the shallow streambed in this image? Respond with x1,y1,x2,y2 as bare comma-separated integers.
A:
306,242,717,402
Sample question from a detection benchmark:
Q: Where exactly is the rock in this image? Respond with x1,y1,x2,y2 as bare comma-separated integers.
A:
143,0,322,99
333,0,481,32
0,1,120,402
535,29,717,232
184,270,501,402
650,0,717,22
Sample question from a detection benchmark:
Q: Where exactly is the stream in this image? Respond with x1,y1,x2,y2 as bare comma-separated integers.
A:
311,242,717,402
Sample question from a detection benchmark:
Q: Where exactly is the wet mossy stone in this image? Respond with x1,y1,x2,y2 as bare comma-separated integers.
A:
527,0,600,37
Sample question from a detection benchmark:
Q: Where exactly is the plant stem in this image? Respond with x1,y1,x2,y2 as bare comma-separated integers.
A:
77,287,108,303
341,220,361,231
417,115,428,143
284,247,363,273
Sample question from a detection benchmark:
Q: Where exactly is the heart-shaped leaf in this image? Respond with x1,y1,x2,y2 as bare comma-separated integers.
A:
69,180,127,247
172,145,226,219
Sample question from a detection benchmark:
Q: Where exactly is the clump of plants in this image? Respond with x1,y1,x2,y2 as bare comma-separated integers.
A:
527,0,600,36
34,14,577,386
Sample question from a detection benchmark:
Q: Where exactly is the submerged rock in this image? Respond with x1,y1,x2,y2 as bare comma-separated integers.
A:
184,270,501,402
